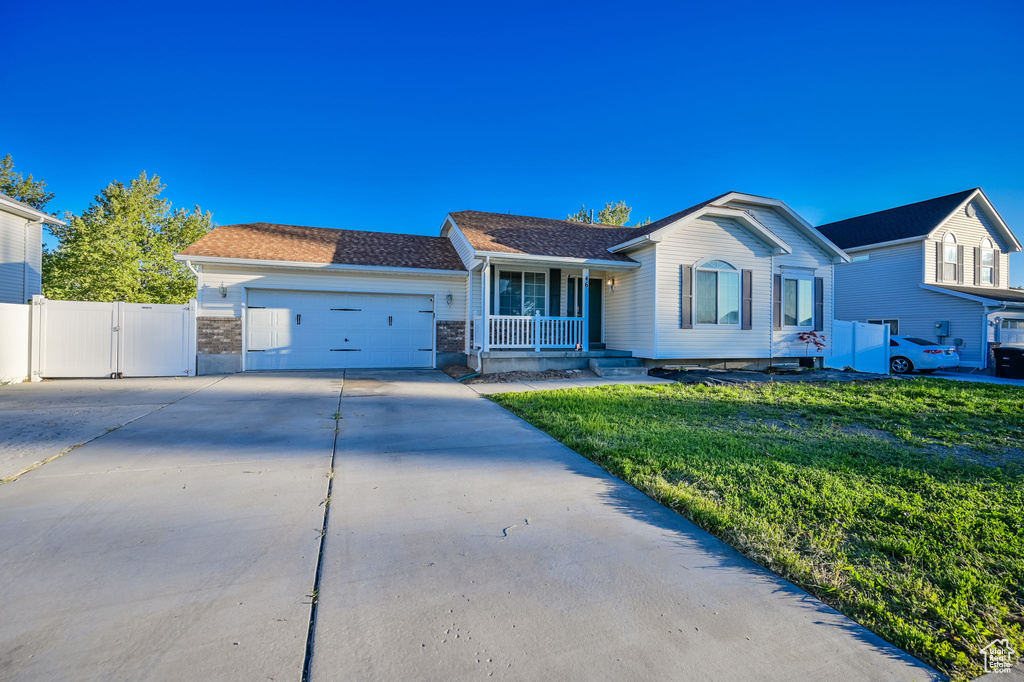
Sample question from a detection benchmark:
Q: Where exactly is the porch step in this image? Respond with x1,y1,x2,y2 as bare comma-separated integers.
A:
588,358,649,377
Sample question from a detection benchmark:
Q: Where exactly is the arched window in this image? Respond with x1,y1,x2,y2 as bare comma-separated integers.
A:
695,260,740,325
943,233,958,281
980,238,995,285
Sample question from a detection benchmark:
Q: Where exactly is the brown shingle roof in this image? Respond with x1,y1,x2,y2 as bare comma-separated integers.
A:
448,210,638,262
178,223,466,271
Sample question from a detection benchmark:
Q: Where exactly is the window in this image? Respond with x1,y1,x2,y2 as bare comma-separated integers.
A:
695,260,740,325
783,276,813,328
904,337,939,346
868,319,899,334
943,233,958,281
980,238,995,285
1003,319,1024,330
497,271,545,316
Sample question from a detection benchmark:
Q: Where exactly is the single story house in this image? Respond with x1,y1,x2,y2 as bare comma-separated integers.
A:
818,188,1023,370
175,192,849,374
0,192,65,305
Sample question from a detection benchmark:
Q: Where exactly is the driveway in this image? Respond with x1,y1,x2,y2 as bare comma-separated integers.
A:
0,371,940,681
0,373,341,680
312,370,937,681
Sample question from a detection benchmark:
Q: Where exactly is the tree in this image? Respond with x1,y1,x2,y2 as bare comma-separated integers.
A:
43,172,213,303
0,154,55,210
567,200,650,227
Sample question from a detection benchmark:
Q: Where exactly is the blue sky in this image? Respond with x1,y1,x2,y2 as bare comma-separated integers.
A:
5,0,1023,285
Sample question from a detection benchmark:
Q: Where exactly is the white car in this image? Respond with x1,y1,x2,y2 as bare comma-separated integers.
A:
888,335,960,374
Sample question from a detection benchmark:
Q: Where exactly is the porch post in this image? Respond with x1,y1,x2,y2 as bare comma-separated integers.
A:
481,262,490,352
582,268,590,353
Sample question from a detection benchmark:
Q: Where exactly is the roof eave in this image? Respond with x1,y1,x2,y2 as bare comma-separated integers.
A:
842,235,927,253
919,283,1024,306
607,234,661,253
0,194,65,224
473,251,641,270
173,254,468,276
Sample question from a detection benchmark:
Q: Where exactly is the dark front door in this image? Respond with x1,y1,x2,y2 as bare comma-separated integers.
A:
568,277,602,343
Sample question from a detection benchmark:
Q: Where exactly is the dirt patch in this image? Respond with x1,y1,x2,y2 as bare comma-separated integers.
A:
442,365,477,380
650,367,897,385
465,369,598,384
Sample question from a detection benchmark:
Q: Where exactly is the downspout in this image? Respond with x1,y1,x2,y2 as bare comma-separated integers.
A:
768,253,775,367
184,259,200,277
469,257,490,372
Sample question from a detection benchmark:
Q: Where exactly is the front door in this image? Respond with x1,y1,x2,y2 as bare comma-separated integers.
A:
567,277,602,343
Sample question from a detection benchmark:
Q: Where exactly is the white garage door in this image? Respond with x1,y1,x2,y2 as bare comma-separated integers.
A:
246,289,434,370
1002,318,1024,347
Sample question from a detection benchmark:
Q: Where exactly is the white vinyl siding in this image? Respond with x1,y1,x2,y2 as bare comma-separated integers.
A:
925,202,1012,288
0,211,41,304
604,244,655,356
834,241,986,366
655,217,771,358
197,264,468,323
727,202,836,357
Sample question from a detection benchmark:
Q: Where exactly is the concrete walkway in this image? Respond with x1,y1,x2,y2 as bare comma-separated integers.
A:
931,371,1024,386
312,369,939,681
0,373,341,681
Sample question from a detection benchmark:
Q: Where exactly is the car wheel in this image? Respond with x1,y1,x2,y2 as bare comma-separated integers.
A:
917,369,937,374
891,357,913,374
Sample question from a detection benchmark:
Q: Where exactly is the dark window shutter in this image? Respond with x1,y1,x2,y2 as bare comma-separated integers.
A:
741,269,753,330
813,277,824,331
488,264,496,315
548,268,560,316
773,274,782,330
974,247,981,285
935,241,943,282
680,265,692,329
993,250,1001,286
957,245,965,284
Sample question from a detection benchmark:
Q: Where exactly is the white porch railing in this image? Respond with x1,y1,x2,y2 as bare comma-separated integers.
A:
487,315,584,350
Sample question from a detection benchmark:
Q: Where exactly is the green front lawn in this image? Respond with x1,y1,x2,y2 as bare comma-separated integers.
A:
491,379,1024,680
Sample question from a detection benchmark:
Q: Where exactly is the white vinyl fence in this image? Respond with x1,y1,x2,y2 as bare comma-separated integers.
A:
30,296,197,379
826,320,890,374
0,303,31,383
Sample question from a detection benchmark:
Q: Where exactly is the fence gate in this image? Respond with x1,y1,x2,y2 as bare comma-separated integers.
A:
33,297,196,379
826,320,890,374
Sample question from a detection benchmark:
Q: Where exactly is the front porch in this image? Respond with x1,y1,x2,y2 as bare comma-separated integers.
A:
477,348,633,374
468,262,627,353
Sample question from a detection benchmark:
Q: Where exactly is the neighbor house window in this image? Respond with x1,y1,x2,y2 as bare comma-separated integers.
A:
498,271,546,316
943,233,958,281
868,319,899,334
783,276,813,328
980,238,995,285
1002,319,1024,330
695,260,740,325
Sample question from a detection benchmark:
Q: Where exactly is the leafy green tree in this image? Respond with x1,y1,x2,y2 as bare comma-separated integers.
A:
43,172,213,303
0,154,55,210
567,200,650,227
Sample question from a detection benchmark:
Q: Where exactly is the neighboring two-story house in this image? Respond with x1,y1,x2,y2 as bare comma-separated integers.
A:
0,192,64,304
176,192,848,374
818,188,1024,370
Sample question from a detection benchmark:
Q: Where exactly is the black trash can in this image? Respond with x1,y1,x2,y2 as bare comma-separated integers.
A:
993,346,1024,379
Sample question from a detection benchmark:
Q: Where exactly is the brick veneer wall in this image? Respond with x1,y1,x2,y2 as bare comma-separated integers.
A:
436,321,465,354
197,317,242,354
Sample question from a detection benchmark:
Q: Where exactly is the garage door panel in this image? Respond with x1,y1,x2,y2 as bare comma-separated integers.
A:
245,289,434,369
